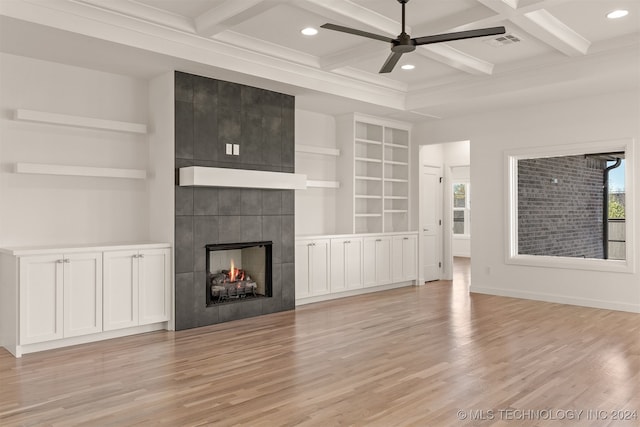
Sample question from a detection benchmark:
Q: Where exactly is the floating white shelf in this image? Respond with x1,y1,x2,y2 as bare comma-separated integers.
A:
295,144,340,157
384,210,408,214
306,180,340,189
355,213,382,217
14,109,147,134
355,138,382,145
179,166,307,190
355,157,382,163
15,163,147,179
355,195,382,199
385,196,408,200
385,143,409,149
385,178,409,183
355,176,382,181
385,160,409,166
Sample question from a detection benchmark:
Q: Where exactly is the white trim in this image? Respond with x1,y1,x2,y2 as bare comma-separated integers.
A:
296,281,414,306
14,322,168,358
179,166,307,190
14,109,147,134
505,138,635,274
15,163,147,179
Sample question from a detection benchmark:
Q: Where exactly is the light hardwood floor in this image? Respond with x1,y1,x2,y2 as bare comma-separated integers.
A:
1,258,638,426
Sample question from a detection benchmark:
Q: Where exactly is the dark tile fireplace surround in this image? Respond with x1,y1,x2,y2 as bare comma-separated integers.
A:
174,71,295,330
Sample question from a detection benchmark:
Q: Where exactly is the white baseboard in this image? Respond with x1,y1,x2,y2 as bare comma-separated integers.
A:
296,281,415,306
10,322,168,357
469,286,640,313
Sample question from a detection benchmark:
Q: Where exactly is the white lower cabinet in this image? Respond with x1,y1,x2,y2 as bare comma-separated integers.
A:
295,239,330,298
330,237,363,292
392,234,418,282
1,242,171,357
363,236,392,287
296,233,416,303
103,248,171,331
19,252,102,345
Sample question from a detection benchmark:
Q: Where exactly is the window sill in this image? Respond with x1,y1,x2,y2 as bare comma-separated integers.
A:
506,254,635,274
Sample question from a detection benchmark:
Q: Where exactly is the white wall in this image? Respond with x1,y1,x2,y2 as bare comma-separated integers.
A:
294,109,338,236
414,90,640,312
0,54,150,247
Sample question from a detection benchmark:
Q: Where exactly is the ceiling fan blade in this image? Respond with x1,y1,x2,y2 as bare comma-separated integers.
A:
412,26,506,46
379,51,403,73
320,23,395,44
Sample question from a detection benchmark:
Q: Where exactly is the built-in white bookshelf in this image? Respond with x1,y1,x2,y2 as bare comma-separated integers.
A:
337,114,411,234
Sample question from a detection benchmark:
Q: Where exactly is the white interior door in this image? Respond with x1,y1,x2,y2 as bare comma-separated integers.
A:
422,165,442,282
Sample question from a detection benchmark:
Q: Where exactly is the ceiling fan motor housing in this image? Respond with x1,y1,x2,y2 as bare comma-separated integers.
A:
392,33,416,53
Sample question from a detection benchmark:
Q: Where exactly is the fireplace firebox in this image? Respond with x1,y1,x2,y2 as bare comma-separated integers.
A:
205,241,273,306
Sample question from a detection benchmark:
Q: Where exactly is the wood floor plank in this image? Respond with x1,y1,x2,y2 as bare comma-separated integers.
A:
1,259,638,426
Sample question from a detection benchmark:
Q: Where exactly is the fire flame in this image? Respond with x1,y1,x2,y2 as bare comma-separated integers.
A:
228,259,245,282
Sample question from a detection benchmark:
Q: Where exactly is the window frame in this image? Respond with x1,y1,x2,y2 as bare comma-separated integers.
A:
452,181,471,239
505,138,635,273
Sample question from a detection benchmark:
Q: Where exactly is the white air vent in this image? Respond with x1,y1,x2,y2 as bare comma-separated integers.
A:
484,33,523,47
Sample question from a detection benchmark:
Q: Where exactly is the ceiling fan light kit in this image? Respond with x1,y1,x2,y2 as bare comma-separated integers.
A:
320,0,506,73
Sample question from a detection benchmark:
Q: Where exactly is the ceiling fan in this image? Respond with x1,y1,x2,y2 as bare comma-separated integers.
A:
320,0,506,73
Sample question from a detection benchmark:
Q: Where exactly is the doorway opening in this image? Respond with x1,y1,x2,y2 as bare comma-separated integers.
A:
418,141,471,286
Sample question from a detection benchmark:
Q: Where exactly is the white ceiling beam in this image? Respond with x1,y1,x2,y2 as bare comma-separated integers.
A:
296,0,402,37
416,44,495,75
501,0,519,9
522,9,590,55
476,0,590,56
76,0,194,32
410,5,502,35
195,0,280,38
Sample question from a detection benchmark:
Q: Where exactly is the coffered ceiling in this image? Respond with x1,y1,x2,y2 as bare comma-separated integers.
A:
1,0,638,121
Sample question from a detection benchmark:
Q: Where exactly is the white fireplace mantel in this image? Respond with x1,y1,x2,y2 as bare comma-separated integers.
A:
178,166,307,190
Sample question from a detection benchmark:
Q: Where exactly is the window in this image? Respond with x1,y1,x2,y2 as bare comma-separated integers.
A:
505,138,634,273
453,182,470,237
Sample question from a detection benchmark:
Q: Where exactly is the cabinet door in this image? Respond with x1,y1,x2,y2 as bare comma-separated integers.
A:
309,240,330,295
345,238,363,290
392,235,418,282
392,236,405,283
402,235,418,281
19,255,64,344
63,252,103,338
330,239,347,292
375,237,392,285
139,248,171,325
363,238,377,287
295,241,311,298
103,250,139,331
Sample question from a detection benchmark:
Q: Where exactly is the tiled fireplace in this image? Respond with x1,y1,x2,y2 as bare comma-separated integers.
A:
174,71,295,330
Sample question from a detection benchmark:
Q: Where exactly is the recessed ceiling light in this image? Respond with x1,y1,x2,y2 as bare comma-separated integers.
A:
301,27,318,36
607,9,629,19
401,64,415,70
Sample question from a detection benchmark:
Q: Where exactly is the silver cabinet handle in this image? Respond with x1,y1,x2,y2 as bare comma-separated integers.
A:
376,239,382,242
56,259,64,264
344,240,351,244
403,237,409,240
64,259,70,263
139,254,144,258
